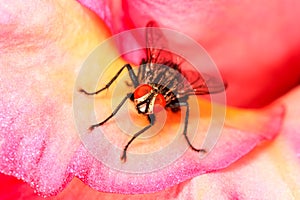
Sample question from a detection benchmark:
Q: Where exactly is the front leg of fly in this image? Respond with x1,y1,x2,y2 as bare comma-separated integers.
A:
88,93,133,131
78,63,139,129
121,114,155,162
79,63,139,95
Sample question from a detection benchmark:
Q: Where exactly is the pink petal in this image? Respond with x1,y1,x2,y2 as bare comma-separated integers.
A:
0,0,285,197
186,89,300,199
54,86,300,199
0,88,285,196
78,0,300,108
68,104,284,194
278,86,300,159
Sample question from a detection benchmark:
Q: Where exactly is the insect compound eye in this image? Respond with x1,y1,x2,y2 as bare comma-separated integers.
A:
154,93,166,113
154,93,166,106
134,84,153,99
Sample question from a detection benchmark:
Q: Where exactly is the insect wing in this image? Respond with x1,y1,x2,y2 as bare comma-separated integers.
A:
145,21,173,65
181,70,227,95
144,21,227,96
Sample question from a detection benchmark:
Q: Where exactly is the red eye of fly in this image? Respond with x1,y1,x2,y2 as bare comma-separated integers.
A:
153,93,166,113
134,84,153,99
154,93,166,107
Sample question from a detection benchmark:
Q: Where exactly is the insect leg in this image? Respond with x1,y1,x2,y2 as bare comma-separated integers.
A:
89,93,133,131
180,101,206,153
121,114,155,162
79,64,139,95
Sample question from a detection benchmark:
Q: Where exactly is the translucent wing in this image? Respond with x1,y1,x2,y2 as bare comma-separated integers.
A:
143,21,227,96
181,70,227,95
145,21,173,65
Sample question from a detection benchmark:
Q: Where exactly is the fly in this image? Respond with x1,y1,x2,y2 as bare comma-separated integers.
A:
79,21,227,162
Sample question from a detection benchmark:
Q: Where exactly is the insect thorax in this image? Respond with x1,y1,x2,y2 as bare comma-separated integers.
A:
137,62,186,101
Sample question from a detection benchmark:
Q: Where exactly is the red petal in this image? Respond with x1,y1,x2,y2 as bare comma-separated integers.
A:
0,173,45,200
78,0,300,108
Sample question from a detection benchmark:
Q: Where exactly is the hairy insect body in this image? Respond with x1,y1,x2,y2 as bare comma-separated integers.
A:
135,62,187,114
138,62,183,98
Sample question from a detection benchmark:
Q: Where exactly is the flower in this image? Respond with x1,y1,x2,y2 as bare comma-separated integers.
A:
0,0,299,199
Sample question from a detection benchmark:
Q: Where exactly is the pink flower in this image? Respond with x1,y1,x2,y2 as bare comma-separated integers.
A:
0,0,299,199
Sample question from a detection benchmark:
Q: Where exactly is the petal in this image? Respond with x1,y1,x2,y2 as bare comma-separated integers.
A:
277,86,300,159
54,88,300,199
0,173,46,200
78,0,300,108
188,87,300,199
0,0,108,196
68,103,284,194
0,0,285,197
188,139,300,199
